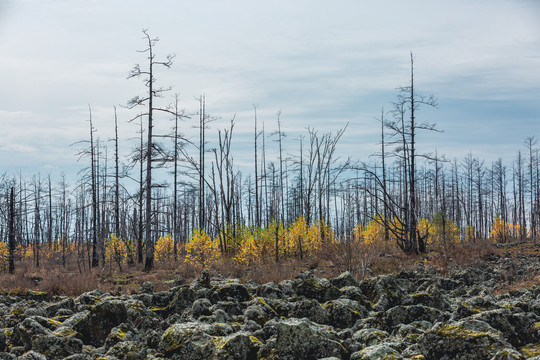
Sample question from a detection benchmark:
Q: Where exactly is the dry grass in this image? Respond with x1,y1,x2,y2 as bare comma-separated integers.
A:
0,239,537,297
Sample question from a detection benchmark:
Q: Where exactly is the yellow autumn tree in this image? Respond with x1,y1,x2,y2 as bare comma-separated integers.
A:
0,241,8,271
185,229,220,267
418,214,461,249
507,222,521,240
490,215,509,243
358,217,397,252
155,234,175,263
285,216,309,258
105,234,129,267
362,219,386,246
234,226,272,266
304,219,336,256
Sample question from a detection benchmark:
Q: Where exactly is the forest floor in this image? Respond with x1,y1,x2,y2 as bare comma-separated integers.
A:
1,240,539,297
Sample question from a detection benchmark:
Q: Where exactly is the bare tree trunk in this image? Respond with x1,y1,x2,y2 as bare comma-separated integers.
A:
253,105,260,228
89,106,99,268
8,187,15,274
199,95,206,231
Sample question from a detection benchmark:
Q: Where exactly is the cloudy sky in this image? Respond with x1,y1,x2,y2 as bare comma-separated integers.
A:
1,0,539,180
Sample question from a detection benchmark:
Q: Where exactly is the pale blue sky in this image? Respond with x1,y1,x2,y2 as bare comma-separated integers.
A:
1,0,539,179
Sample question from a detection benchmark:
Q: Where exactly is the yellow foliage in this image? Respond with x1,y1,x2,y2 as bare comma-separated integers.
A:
233,226,274,266
356,217,398,252
155,234,175,263
0,242,7,271
490,215,508,243
507,222,521,240
418,214,461,249
39,239,77,262
185,229,220,267
361,219,386,246
105,234,135,266
305,220,336,255
489,215,522,243
284,216,309,258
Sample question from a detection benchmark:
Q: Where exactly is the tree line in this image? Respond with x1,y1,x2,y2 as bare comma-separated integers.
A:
0,31,538,273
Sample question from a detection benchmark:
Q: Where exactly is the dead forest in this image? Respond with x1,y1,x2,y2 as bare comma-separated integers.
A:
1,31,539,279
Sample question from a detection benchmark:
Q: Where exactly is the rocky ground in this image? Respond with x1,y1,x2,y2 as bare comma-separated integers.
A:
0,251,539,359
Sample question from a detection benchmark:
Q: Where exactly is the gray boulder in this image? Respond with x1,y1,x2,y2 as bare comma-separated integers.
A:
415,318,510,360
31,334,83,359
350,344,402,360
325,298,367,328
159,322,218,359
358,274,413,311
294,272,341,303
256,282,284,299
80,298,128,346
288,299,330,325
330,271,359,289
18,351,47,360
210,282,251,303
471,308,539,347
14,318,51,350
214,332,261,360
259,318,347,360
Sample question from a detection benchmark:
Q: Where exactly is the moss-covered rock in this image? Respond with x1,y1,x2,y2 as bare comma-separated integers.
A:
350,344,402,360
330,271,359,289
18,350,47,360
491,348,526,360
358,274,412,312
167,286,196,315
347,328,389,352
0,352,16,360
410,287,451,312
105,340,147,360
325,298,367,328
0,329,6,352
159,322,218,359
81,298,128,347
416,319,510,360
14,318,51,350
31,334,83,359
471,308,539,347
294,271,341,303
214,332,261,360
190,269,211,290
191,298,213,318
378,305,446,331
139,281,155,294
258,318,347,360
210,282,252,303
256,282,284,299
288,299,330,325
75,289,107,307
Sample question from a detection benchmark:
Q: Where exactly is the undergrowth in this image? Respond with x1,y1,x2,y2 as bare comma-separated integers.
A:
0,239,537,297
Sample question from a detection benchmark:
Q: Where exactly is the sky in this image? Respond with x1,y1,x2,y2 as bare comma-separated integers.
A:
0,0,539,182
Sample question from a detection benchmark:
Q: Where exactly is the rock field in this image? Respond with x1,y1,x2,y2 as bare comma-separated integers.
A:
0,254,539,359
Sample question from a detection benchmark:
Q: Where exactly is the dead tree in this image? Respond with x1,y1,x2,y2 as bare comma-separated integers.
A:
8,187,15,274
127,29,174,272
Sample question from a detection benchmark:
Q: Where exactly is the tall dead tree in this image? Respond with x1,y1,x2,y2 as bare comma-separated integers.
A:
392,53,438,253
253,105,261,228
8,187,15,274
88,106,99,268
113,106,120,238
127,29,174,272
199,95,206,231
363,53,438,254
525,136,537,243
